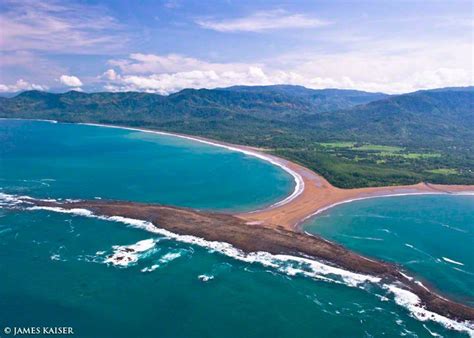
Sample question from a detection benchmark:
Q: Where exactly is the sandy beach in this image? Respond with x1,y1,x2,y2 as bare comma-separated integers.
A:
2,120,474,329
78,122,474,231
237,155,474,229
22,120,473,231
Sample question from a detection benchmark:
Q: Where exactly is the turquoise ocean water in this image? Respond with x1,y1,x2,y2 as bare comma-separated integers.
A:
0,120,473,337
303,195,474,308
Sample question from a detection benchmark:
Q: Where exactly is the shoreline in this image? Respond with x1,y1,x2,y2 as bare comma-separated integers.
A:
70,123,474,229
79,122,305,211
2,119,474,333
2,118,473,229
5,195,473,332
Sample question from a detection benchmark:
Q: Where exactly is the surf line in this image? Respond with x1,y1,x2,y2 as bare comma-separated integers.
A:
79,122,305,210
0,118,303,207
297,191,474,226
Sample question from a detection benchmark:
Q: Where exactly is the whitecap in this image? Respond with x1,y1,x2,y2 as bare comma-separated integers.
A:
141,264,160,273
15,204,474,335
104,238,157,267
341,234,384,241
29,206,93,217
442,257,465,266
159,252,182,264
198,274,214,282
452,267,474,276
50,253,67,262
440,223,468,233
386,285,474,336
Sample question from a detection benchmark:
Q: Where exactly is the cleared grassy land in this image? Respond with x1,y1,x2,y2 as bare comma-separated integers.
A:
318,142,440,159
319,142,356,148
426,168,458,175
379,152,441,159
354,144,404,152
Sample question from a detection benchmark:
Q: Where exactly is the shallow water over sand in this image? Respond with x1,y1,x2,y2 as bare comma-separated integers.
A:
303,195,474,307
1,120,472,337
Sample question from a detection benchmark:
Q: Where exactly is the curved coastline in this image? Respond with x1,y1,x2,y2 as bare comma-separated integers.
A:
78,122,305,211
297,190,474,227
2,118,473,229
3,194,474,335
74,123,474,227
0,118,303,211
2,118,474,334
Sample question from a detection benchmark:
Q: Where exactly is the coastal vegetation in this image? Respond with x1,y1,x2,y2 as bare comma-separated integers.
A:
0,85,472,188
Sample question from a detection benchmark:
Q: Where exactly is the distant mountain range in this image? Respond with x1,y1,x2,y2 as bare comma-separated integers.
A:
1,85,472,187
0,85,388,120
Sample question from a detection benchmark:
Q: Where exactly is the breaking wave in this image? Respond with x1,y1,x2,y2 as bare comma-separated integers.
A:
17,203,474,336
0,193,472,336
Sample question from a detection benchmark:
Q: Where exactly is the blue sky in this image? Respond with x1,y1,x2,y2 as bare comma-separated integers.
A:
0,0,472,94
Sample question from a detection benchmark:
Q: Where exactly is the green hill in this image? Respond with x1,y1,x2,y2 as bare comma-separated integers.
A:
1,85,472,188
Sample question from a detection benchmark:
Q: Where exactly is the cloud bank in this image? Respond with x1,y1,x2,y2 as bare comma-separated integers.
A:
0,79,48,92
102,44,473,95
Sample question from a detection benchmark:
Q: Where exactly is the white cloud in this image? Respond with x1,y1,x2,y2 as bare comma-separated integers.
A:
102,42,473,95
0,0,124,53
60,75,83,87
102,69,119,81
108,53,259,75
105,67,272,94
196,10,329,32
0,79,48,92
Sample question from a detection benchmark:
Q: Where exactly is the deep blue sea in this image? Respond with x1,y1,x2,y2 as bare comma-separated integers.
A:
1,120,473,337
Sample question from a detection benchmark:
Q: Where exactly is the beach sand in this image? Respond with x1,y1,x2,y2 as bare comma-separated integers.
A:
236,155,474,229
78,122,473,231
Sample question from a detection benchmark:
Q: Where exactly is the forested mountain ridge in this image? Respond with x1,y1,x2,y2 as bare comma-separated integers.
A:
1,85,472,188
298,88,474,148
0,85,388,121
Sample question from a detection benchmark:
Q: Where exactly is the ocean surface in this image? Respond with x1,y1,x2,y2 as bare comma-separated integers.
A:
0,119,294,211
303,195,474,308
0,119,473,337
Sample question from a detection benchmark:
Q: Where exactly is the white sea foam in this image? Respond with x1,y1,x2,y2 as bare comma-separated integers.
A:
29,206,94,217
159,252,182,263
0,193,81,208
442,257,465,266
423,324,443,337
198,274,214,282
27,204,380,288
140,251,182,272
386,285,474,336
50,254,61,261
104,238,157,267
141,264,160,273
6,199,474,335
0,118,58,124
299,191,474,225
0,192,31,206
79,122,305,210
456,192,474,196
414,281,431,292
300,193,443,224
452,267,474,276
440,223,468,233
341,234,384,241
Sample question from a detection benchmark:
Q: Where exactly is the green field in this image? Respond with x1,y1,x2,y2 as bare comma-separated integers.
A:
426,168,458,175
1,86,473,188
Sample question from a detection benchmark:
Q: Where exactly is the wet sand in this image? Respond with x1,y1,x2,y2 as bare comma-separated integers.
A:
5,121,474,326
13,197,474,323
236,158,474,229
77,122,474,230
